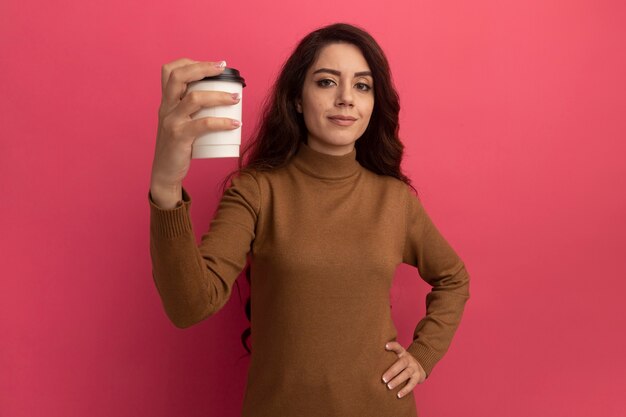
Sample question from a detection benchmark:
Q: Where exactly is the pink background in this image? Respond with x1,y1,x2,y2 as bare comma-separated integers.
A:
1,0,625,416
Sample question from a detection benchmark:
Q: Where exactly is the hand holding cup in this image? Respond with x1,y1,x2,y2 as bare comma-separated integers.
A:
150,58,242,200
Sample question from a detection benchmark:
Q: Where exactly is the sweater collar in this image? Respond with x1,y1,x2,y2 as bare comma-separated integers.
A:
292,141,360,180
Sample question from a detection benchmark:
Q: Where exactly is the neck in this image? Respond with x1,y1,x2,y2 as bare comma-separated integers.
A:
291,141,360,180
306,139,355,156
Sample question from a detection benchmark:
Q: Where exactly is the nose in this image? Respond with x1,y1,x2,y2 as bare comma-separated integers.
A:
335,82,354,107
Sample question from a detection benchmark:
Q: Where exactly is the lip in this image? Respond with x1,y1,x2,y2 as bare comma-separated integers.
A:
328,116,357,126
328,115,357,121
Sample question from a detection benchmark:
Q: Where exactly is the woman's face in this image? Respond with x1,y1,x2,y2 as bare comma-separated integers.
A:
296,42,374,155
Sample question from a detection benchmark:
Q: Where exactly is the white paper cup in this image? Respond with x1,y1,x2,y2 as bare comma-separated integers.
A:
187,67,246,158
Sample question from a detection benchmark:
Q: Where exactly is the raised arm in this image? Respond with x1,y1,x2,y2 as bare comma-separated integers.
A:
147,57,251,328
149,171,260,328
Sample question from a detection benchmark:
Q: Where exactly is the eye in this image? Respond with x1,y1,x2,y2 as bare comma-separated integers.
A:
356,82,372,92
316,79,335,88
317,79,372,92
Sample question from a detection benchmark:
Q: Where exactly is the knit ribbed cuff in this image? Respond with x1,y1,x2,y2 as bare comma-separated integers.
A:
406,341,440,380
148,187,193,238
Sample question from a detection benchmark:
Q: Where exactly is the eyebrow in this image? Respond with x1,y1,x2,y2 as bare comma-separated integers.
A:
312,68,373,78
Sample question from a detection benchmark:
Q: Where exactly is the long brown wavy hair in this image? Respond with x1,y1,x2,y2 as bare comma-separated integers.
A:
218,22,420,357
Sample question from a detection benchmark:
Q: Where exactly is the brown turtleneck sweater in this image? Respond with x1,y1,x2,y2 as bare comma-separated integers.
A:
148,141,470,417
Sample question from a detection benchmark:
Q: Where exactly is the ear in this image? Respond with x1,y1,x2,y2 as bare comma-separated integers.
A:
295,99,302,113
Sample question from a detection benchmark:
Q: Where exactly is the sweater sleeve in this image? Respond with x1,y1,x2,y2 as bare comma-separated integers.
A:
148,171,260,328
401,186,471,379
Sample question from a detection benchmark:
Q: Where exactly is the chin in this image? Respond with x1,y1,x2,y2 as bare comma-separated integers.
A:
326,138,358,147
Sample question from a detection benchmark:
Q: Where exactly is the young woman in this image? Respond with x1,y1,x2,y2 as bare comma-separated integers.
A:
149,22,470,417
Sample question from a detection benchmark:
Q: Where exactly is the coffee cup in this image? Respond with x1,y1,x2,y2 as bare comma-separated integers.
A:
187,67,246,158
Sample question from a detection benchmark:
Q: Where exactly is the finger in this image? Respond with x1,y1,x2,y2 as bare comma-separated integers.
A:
385,341,404,354
174,90,240,120
386,364,414,391
381,355,409,384
396,374,419,399
181,116,241,140
162,60,226,114
161,57,198,93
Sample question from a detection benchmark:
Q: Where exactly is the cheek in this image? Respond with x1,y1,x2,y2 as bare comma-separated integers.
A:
313,99,326,114
305,101,326,121
361,102,373,118
364,103,374,121
366,98,375,115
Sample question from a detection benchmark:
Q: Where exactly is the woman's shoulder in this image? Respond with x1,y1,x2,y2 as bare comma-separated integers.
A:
236,165,281,184
232,165,287,196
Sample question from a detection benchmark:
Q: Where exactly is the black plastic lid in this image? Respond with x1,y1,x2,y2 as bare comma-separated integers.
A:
199,67,246,87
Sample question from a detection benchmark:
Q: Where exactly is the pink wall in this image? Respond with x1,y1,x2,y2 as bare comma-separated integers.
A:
2,0,625,416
